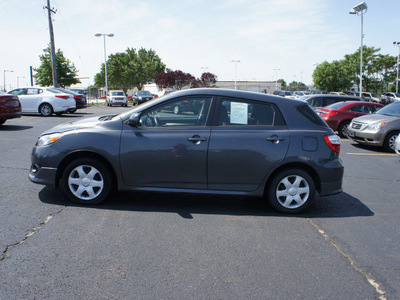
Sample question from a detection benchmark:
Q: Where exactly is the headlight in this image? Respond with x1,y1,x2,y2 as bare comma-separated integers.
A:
138,97,143,100
36,133,63,147
366,122,386,131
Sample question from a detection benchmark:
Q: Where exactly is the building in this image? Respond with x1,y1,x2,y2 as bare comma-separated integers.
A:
215,81,280,94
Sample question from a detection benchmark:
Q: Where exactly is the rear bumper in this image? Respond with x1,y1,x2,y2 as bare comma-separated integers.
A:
0,111,22,121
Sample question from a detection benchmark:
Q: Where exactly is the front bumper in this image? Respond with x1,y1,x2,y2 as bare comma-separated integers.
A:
29,145,62,187
348,129,385,147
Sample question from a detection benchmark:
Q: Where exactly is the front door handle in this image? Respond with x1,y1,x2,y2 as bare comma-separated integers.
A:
188,135,207,144
267,135,285,144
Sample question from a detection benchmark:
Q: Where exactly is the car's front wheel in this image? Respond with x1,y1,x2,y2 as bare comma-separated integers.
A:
39,103,53,116
384,131,400,152
61,158,113,204
268,169,315,213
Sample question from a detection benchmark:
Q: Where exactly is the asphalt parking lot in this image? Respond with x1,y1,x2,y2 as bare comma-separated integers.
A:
0,105,399,299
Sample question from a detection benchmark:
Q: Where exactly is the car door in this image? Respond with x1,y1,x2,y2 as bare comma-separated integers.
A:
8,88,27,111
207,97,290,192
24,88,43,112
120,96,213,189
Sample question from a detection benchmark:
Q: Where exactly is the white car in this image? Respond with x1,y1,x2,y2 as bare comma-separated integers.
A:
107,90,128,107
394,134,400,156
7,87,76,116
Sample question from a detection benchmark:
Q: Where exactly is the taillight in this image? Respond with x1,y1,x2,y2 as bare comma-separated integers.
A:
74,95,83,99
55,95,70,99
324,135,341,153
326,111,338,117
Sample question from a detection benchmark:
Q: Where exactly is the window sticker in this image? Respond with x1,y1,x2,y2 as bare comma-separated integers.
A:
230,102,248,124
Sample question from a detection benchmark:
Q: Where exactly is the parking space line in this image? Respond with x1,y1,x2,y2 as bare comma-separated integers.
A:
346,153,397,156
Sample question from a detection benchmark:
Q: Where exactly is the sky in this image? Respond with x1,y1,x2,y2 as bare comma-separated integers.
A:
0,0,399,90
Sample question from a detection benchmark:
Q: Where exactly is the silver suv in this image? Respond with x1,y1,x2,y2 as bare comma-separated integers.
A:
107,90,128,107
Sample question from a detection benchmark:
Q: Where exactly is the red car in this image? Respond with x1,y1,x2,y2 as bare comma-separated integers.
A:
0,92,22,126
316,101,384,138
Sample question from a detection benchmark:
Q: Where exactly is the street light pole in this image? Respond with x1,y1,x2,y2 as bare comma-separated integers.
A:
3,70,13,92
394,41,400,94
231,60,240,90
95,33,114,98
273,68,280,90
350,2,367,94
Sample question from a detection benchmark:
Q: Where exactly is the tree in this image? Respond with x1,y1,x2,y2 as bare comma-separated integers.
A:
155,69,197,90
200,72,217,87
313,60,352,92
34,46,80,87
277,79,286,87
313,46,397,93
94,47,165,91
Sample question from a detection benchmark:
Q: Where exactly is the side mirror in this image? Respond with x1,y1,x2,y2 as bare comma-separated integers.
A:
128,112,141,126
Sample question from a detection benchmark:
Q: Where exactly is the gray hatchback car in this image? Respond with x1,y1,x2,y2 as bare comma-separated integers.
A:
29,89,343,213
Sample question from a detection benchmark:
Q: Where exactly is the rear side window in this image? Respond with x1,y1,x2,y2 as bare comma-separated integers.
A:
298,104,327,127
307,97,322,107
323,97,338,106
218,98,285,126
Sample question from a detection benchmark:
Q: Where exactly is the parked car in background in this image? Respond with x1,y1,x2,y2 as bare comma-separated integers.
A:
306,94,361,110
293,91,310,98
7,87,76,116
273,90,285,97
381,92,400,105
107,90,128,107
0,92,22,126
133,90,153,105
361,92,380,102
330,92,347,96
348,101,400,152
394,134,400,155
29,88,343,214
316,101,384,138
272,91,296,99
343,91,356,96
53,88,87,112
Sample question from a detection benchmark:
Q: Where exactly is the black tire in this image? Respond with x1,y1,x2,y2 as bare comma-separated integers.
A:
39,103,53,116
61,157,113,204
267,169,315,214
338,121,350,138
383,131,400,152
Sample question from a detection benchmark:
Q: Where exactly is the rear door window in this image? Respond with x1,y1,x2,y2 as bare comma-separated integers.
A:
217,98,285,126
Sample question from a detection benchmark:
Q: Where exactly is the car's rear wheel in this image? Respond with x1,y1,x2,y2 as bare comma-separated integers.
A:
268,169,315,213
61,158,112,204
39,103,53,116
338,121,350,138
384,131,400,152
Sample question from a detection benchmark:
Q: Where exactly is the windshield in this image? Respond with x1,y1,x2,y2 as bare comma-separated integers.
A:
111,91,125,96
137,91,151,96
376,102,400,117
371,93,379,98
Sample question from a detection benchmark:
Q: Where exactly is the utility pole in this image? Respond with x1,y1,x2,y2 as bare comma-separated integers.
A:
44,0,59,87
